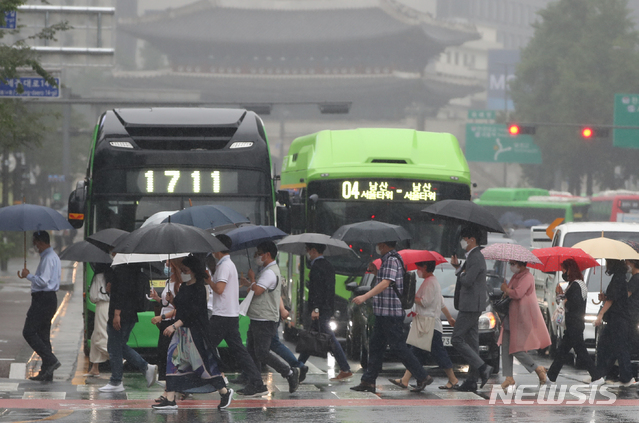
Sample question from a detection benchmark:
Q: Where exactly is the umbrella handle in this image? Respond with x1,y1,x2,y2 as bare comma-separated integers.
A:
23,232,26,269
591,298,602,305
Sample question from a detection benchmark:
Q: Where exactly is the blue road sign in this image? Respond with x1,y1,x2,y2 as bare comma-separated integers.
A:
0,77,60,98
0,12,16,29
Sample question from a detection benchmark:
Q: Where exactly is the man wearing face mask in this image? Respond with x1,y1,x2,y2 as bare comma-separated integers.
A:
350,240,430,393
297,243,352,381
240,241,300,393
205,235,268,397
450,225,492,392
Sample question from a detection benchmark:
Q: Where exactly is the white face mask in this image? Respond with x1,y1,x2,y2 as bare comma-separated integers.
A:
460,239,468,250
417,270,424,279
254,256,264,267
375,246,382,255
509,264,520,274
180,272,192,283
306,253,312,261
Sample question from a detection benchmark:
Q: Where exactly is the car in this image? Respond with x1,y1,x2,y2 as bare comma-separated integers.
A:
345,251,509,374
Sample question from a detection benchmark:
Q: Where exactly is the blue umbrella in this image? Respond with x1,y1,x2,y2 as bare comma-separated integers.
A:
0,203,73,269
226,225,287,252
161,205,249,230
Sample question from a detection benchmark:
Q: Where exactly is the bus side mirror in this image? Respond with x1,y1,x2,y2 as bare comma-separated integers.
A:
276,205,291,234
68,180,87,229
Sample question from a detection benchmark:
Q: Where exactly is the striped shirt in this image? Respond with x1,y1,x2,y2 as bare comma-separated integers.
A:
372,251,404,317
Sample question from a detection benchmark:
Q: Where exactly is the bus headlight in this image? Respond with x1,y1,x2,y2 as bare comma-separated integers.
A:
329,321,338,332
478,312,497,330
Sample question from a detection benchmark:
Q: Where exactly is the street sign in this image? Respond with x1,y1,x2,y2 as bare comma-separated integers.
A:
465,123,542,164
0,77,59,98
0,12,16,29
467,110,496,122
613,93,639,148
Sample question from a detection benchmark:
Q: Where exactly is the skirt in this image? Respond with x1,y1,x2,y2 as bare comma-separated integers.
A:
165,326,225,393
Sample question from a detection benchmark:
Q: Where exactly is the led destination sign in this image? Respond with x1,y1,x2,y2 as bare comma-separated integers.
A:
309,179,442,202
126,169,239,194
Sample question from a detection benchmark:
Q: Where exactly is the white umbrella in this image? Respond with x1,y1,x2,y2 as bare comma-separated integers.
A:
140,210,178,228
111,252,189,266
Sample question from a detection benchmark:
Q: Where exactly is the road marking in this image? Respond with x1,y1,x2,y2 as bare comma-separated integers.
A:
22,392,66,400
9,363,26,380
0,382,19,391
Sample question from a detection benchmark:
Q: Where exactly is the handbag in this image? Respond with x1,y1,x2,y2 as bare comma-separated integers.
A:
552,305,566,328
295,320,332,358
238,290,254,316
406,315,436,351
493,295,511,316
89,273,110,303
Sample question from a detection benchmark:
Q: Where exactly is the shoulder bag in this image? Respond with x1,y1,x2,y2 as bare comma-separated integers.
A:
295,320,333,358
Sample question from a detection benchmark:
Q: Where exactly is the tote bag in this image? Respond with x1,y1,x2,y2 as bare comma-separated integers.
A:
89,273,110,303
406,315,436,351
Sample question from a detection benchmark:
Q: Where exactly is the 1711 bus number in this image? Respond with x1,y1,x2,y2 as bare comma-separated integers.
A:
144,170,221,193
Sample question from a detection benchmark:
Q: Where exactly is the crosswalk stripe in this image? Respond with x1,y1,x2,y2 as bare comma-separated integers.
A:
9,363,26,380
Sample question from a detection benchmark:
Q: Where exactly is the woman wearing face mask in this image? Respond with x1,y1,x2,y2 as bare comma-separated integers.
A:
593,259,634,386
547,259,602,385
498,261,551,390
388,260,459,390
153,255,233,410
149,260,181,385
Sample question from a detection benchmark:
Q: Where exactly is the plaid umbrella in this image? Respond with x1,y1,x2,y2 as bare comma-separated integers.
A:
527,247,599,272
480,243,542,264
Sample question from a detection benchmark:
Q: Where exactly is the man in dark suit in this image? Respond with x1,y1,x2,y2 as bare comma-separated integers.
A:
297,243,352,381
451,225,492,392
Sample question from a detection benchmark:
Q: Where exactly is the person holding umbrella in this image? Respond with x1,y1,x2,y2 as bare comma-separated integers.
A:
547,259,602,386
297,242,353,382
593,259,635,386
350,240,431,393
18,231,61,381
450,225,493,392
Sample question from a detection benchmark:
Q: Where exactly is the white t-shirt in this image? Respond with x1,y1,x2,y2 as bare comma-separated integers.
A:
211,255,240,317
414,275,445,334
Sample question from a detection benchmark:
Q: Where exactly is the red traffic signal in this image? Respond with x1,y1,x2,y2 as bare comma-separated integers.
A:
507,123,536,135
580,127,609,139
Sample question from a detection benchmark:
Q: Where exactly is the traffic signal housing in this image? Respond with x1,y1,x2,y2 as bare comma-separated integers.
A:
580,127,609,139
507,123,536,135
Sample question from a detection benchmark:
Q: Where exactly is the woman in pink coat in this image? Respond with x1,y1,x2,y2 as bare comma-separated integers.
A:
498,261,551,390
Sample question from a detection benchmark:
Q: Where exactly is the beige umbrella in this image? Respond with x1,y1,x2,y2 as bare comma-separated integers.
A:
572,235,639,304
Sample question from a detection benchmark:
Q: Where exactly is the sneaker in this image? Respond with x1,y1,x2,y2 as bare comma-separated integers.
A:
299,365,309,383
145,364,158,388
99,383,125,392
621,379,638,387
152,397,177,410
237,384,269,397
287,367,300,393
218,388,234,410
330,371,353,382
590,378,605,386
582,376,592,384
350,382,376,393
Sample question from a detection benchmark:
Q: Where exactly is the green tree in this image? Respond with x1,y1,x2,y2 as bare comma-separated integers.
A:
510,0,639,194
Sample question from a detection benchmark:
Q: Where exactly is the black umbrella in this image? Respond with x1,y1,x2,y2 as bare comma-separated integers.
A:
59,240,112,263
86,228,129,252
331,220,411,245
422,200,505,234
112,222,227,255
226,225,287,252
162,205,250,230
0,203,74,268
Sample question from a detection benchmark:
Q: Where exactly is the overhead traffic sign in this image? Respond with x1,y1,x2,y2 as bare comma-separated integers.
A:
613,94,639,148
465,123,542,164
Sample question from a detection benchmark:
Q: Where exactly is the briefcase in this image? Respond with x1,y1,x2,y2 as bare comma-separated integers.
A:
295,321,332,358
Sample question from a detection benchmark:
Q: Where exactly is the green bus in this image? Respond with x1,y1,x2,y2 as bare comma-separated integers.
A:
474,188,590,227
276,128,472,346
68,108,276,354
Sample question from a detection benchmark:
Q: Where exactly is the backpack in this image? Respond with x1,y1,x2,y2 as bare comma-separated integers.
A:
388,252,416,310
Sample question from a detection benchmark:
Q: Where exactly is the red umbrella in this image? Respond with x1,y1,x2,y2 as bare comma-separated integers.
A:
372,249,447,271
527,247,600,272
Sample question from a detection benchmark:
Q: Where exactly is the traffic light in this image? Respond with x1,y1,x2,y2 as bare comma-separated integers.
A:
580,127,609,139
507,123,536,135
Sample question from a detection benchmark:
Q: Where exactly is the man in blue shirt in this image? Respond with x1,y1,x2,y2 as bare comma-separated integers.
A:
18,231,61,381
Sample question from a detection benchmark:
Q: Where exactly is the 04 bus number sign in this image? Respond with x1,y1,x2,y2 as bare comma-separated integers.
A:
132,169,238,194
340,180,438,202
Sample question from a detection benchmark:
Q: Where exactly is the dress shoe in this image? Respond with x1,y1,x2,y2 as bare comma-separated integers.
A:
479,364,493,388
29,372,52,382
534,366,547,386
330,371,353,382
455,380,478,392
350,382,376,393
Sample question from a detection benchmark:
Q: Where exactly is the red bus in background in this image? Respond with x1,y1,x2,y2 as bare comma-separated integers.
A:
587,190,639,222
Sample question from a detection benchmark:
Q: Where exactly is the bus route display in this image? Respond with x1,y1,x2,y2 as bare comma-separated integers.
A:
311,179,442,202
127,169,239,194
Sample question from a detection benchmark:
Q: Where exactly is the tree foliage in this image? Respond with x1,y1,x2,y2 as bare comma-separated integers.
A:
510,0,639,194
